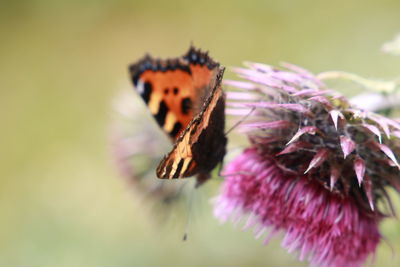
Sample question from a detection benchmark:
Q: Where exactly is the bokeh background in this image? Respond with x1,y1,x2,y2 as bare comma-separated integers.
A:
1,0,400,266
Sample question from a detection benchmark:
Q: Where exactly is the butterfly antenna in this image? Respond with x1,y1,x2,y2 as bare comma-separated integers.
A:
182,184,196,241
224,106,256,136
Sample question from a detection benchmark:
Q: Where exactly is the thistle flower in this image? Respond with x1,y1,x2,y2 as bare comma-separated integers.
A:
214,62,400,266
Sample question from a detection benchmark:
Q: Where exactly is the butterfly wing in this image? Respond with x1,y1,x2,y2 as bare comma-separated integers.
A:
129,47,220,140
156,68,227,179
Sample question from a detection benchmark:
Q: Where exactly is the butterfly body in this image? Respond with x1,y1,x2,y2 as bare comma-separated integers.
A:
129,46,226,186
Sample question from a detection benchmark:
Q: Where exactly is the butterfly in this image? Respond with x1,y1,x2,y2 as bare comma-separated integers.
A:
129,46,227,187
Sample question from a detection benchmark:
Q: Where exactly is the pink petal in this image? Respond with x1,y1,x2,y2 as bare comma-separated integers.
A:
268,71,304,84
377,143,400,169
223,80,257,90
244,62,274,72
370,114,400,131
287,126,319,145
275,84,299,94
291,89,318,96
242,102,310,113
354,156,366,186
226,102,250,108
226,108,253,116
329,110,344,130
304,148,330,174
362,124,382,143
383,158,398,168
379,121,391,139
231,67,259,77
363,175,374,211
281,62,314,76
370,115,391,138
233,68,300,93
233,70,298,93
226,92,257,100
281,62,324,86
382,117,400,131
276,141,312,156
340,136,356,159
241,120,294,131
330,164,341,191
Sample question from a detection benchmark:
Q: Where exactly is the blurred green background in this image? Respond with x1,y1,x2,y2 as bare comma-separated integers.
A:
1,0,400,266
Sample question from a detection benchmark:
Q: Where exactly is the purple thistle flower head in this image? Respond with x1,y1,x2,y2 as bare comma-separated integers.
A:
215,62,400,266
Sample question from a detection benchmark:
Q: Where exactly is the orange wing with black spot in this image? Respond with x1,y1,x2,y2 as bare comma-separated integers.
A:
129,46,226,186
129,47,220,140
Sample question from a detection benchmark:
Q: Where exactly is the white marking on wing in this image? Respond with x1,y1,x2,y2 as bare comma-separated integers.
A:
136,79,144,94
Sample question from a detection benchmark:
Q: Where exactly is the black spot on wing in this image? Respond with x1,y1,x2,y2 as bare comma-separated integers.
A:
173,159,185,178
141,82,152,104
181,97,192,115
154,100,168,127
169,121,182,138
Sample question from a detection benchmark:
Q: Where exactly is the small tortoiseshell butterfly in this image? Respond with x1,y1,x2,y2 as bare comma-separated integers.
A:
129,46,227,186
